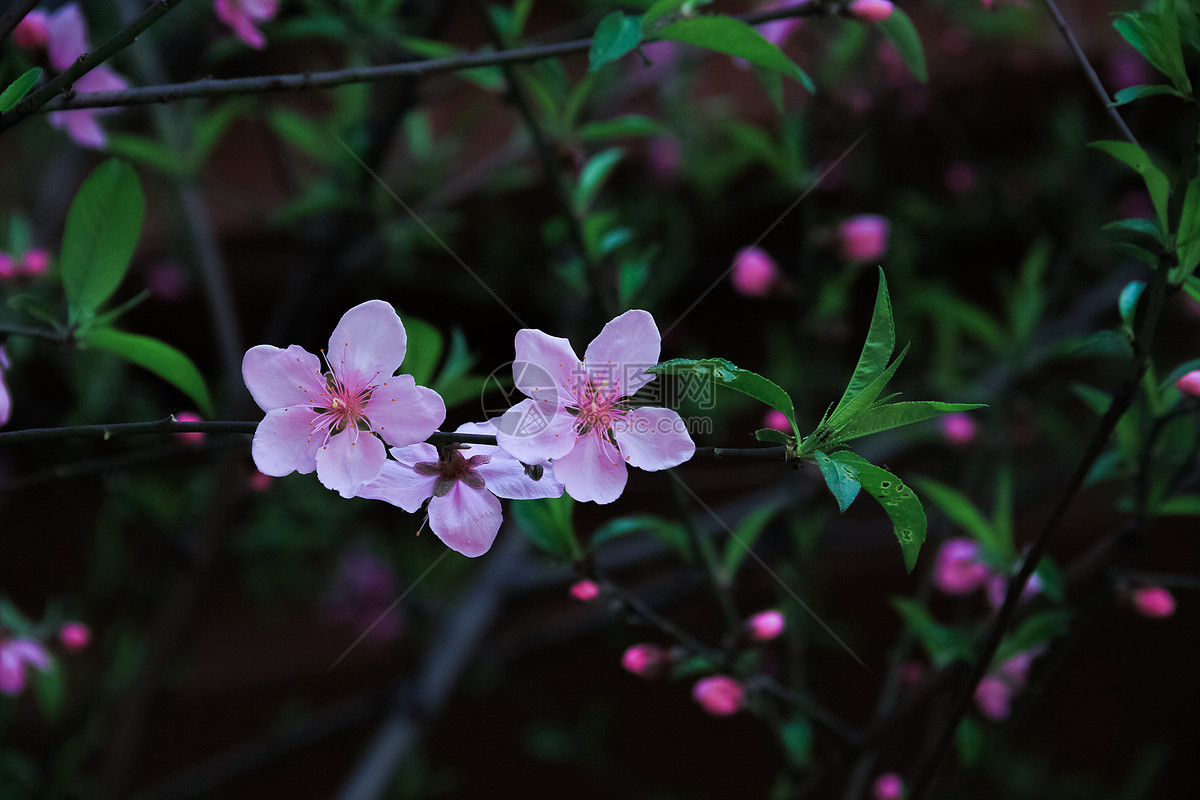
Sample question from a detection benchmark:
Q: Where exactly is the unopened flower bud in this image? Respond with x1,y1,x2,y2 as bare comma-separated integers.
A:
1176,370,1200,398
569,579,600,602
1132,586,1176,618
933,538,990,595
763,409,791,434
174,412,205,446
692,675,745,716
730,247,780,297
838,214,890,261
849,0,895,23
13,11,49,51
621,643,670,679
974,675,1012,720
59,622,92,652
941,412,977,445
19,249,49,276
745,609,785,641
872,772,904,800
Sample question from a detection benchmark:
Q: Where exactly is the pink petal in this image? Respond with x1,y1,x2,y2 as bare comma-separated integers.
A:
315,429,386,498
243,344,325,411
76,65,128,96
513,328,581,407
243,0,280,21
49,109,107,149
494,398,578,463
327,300,408,385
366,376,445,447
0,651,25,695
551,438,628,504
614,407,695,470
0,354,10,428
357,452,439,512
583,310,662,398
251,406,322,477
8,639,49,672
474,453,564,500
429,483,503,557
46,3,87,72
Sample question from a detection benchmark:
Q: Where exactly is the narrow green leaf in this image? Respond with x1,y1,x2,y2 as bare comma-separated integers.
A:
60,160,145,325
83,327,213,416
0,68,41,113
828,268,894,425
642,0,688,31
399,317,443,387
1034,556,1065,603
814,449,861,513
994,610,1071,664
819,344,909,441
722,503,780,577
831,401,986,444
649,357,799,438
510,496,579,560
657,16,813,90
830,451,925,572
589,11,644,72
1119,281,1146,328
573,147,624,211
1153,494,1200,515
1109,83,1186,106
7,293,62,331
910,476,1001,556
1174,178,1200,280
755,428,792,445
877,5,928,83
592,514,688,554
576,114,669,141
892,597,973,665
105,133,190,177
1103,217,1163,242
1090,141,1171,233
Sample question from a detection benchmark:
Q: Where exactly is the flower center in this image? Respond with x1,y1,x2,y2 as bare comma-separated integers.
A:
415,447,489,496
569,375,626,449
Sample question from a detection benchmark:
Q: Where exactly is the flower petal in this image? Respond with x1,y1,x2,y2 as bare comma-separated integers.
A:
494,398,577,463
614,407,695,470
327,300,408,385
316,429,387,498
551,437,628,504
367,375,446,447
8,639,49,672
50,109,107,149
252,407,322,477
0,650,25,695
428,483,503,557
46,3,87,71
475,453,564,500
583,309,661,398
513,328,580,406
358,455,438,512
243,344,324,411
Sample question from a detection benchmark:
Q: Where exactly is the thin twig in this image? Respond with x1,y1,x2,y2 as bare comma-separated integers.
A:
0,0,39,45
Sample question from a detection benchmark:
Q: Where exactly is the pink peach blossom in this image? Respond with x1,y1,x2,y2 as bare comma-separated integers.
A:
0,347,12,428
746,609,786,641
569,579,600,601
763,409,791,433
693,675,745,716
621,643,670,679
215,0,279,50
494,310,695,504
59,622,91,652
1176,370,1200,398
872,772,904,800
933,538,990,595
838,214,890,261
39,4,129,149
1132,586,1176,618
174,412,205,446
242,300,446,499
986,571,1042,609
849,0,894,22
13,11,49,50
730,247,781,297
973,674,1012,720
941,412,977,445
0,638,50,696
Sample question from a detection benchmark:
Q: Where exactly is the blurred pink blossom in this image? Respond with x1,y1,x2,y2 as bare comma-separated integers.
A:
248,471,273,491
933,538,990,595
0,638,50,696
215,0,279,50
174,412,205,446
569,579,600,602
974,674,1012,720
693,675,745,716
1176,370,1200,398
322,549,403,642
746,609,786,641
1108,48,1150,91
763,409,791,433
146,261,190,302
13,10,49,50
849,0,894,22
0,347,12,428
621,643,670,679
838,214,889,261
59,622,91,652
872,772,904,800
986,571,1042,609
1132,586,1176,618
941,412,977,445
730,247,781,297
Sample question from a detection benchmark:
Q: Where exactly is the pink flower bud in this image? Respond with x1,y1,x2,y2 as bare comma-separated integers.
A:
13,11,49,51
0,254,14,280
941,412,977,445
933,538,990,595
1132,586,1176,618
872,772,904,800
692,675,745,716
997,650,1038,690
849,0,895,22
173,412,205,446
569,579,600,602
19,248,49,276
59,622,92,652
248,471,273,491
730,247,780,297
974,675,1012,720
986,571,1041,609
746,609,786,641
763,409,791,434
621,643,670,679
1176,370,1200,398
838,214,890,261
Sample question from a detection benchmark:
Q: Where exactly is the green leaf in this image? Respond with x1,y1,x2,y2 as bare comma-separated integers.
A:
657,16,813,90
83,327,213,416
400,317,443,387
573,147,624,211
0,68,41,113
1175,178,1200,280
828,268,895,427
1153,494,1200,515
576,114,668,141
815,345,909,445
1090,140,1171,233
591,514,688,554
994,610,1071,664
814,449,861,513
649,357,798,438
1113,0,1192,95
755,427,792,445
268,108,333,162
510,496,579,560
7,293,63,331
1103,217,1163,242
910,476,1003,557
590,11,644,71
877,5,928,83
956,719,984,766
60,160,145,325
1110,83,1187,106
830,451,925,572
104,133,190,177
831,401,986,444
642,0,688,31
722,502,780,577
892,597,973,665
1034,555,1065,603
1119,281,1146,329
